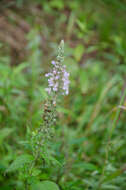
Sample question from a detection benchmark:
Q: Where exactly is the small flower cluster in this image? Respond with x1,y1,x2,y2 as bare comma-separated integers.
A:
45,40,70,98
45,61,69,95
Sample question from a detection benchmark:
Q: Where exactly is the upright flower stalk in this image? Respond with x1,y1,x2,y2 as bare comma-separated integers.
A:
31,40,70,159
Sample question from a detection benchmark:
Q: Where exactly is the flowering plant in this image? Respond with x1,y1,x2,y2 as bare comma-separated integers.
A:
31,40,70,160
6,40,70,190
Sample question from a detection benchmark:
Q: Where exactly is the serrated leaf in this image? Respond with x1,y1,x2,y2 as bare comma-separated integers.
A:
7,154,34,172
31,181,59,190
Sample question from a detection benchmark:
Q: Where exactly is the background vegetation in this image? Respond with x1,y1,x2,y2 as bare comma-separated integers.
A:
1,0,126,189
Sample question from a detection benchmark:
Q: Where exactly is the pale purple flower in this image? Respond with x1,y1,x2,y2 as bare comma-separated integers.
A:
45,88,51,94
45,41,70,100
51,61,56,65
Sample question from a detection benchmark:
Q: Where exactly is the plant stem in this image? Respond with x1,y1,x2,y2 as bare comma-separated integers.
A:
109,88,126,140
98,87,126,189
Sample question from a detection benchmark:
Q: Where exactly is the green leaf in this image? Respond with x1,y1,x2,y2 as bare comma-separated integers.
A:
13,62,28,74
76,19,87,33
101,184,118,189
68,137,87,145
74,44,85,61
50,0,64,10
103,169,122,182
7,154,34,172
0,128,14,145
31,181,59,190
49,156,62,167
73,162,98,171
32,168,41,177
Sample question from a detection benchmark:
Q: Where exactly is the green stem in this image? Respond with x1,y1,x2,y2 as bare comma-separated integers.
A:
109,88,126,140
98,87,126,189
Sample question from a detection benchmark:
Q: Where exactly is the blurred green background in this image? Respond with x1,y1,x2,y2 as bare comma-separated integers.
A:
1,0,126,189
